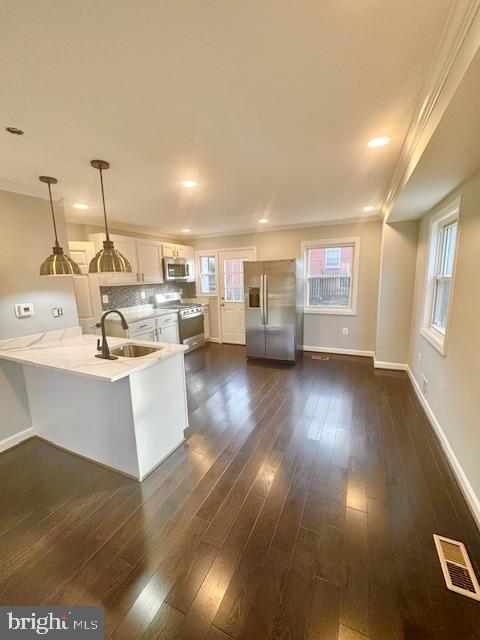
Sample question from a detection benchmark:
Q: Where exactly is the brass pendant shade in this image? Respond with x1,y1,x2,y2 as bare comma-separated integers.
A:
88,160,132,274
39,176,82,276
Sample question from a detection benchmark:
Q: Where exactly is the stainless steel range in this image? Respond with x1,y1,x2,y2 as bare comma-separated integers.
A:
155,292,205,352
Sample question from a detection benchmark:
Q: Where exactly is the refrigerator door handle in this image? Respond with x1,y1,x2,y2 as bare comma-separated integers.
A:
264,274,268,325
259,274,265,325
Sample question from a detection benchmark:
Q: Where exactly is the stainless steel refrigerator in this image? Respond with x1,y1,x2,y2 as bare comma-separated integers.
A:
244,259,304,363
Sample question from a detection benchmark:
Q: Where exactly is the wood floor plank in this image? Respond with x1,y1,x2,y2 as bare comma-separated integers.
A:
304,576,340,640
340,507,369,636
271,526,319,640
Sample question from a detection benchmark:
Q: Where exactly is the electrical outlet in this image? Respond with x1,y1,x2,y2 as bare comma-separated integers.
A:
52,307,63,318
342,327,349,336
102,294,109,304
421,373,428,395
140,290,146,300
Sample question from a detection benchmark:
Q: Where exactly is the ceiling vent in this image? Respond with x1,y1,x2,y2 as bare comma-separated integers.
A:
311,354,330,360
433,534,480,600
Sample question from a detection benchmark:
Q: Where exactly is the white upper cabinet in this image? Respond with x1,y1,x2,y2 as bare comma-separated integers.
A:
136,240,164,283
161,243,176,258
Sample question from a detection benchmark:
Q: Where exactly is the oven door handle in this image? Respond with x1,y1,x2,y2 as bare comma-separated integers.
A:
181,311,203,319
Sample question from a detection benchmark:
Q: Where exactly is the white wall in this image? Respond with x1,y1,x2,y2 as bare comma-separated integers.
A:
193,220,382,352
375,220,419,365
0,189,79,444
409,169,480,521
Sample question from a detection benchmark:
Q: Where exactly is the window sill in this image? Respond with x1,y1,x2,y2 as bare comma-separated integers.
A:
304,307,356,316
420,327,446,356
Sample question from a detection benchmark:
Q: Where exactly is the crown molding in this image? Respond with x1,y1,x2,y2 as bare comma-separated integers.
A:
383,0,480,221
177,214,381,239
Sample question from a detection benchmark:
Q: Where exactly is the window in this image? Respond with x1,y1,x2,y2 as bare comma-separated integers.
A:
223,258,245,302
199,255,217,294
301,237,360,314
325,247,341,269
421,202,460,354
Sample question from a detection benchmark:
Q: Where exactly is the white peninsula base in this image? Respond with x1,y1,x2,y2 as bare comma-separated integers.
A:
0,328,189,481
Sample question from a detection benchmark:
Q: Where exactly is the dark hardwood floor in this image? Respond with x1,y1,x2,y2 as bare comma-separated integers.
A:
1,344,479,639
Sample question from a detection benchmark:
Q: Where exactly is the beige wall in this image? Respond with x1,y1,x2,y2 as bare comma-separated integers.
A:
0,189,79,442
1,191,78,339
193,220,382,352
375,220,419,364
409,169,480,516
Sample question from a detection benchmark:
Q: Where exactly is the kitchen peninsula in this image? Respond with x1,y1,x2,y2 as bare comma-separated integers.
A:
0,326,188,480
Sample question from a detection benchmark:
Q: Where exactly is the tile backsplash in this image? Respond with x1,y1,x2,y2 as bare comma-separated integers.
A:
100,282,196,310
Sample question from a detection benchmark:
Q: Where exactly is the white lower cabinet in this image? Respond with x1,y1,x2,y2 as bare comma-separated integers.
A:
156,313,179,344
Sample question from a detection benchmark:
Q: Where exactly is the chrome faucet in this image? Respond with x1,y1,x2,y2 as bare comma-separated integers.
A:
95,310,129,360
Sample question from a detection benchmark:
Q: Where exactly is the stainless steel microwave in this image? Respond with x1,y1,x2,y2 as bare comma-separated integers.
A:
163,257,190,281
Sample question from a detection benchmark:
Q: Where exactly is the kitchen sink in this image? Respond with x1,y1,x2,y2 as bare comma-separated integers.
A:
110,344,163,358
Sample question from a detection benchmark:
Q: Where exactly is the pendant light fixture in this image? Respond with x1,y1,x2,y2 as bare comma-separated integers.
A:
39,176,82,276
88,159,132,274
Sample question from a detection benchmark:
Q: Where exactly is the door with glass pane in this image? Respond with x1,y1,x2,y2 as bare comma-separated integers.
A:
218,248,255,344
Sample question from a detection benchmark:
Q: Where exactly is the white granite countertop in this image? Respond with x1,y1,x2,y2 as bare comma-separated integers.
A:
0,326,187,382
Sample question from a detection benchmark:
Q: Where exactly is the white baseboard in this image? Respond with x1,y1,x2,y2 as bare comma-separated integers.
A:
207,337,221,343
407,366,480,530
0,427,35,454
374,359,409,371
303,345,374,358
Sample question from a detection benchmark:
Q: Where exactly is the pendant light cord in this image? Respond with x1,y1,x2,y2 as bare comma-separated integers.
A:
99,167,110,242
47,182,60,247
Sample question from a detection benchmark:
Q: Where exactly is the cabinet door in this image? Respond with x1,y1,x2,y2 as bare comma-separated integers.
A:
162,243,176,258
184,245,196,282
175,245,187,259
136,240,164,283
158,323,179,344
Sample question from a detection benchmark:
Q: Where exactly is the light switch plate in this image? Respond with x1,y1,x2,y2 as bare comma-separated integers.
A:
342,327,349,336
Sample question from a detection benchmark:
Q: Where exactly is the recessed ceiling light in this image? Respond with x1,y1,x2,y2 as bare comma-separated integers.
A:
367,136,390,148
5,126,24,135
182,228,191,233
181,180,198,189
73,202,89,210
363,205,376,212
258,218,269,224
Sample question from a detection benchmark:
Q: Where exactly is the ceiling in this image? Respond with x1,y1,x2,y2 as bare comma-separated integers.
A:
0,1,453,237
389,45,480,221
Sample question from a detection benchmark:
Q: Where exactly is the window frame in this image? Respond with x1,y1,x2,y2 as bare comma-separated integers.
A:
195,250,218,297
420,198,461,356
300,236,360,315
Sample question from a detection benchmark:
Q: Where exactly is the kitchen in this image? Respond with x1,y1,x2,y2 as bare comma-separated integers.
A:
1,3,480,640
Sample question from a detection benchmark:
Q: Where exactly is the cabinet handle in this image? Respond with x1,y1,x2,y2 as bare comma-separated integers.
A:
142,273,144,281
136,273,139,281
